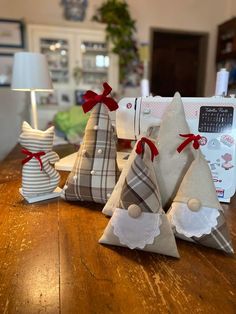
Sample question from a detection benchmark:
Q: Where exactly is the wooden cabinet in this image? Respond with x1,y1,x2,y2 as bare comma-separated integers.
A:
216,17,236,63
27,23,119,129
216,18,236,94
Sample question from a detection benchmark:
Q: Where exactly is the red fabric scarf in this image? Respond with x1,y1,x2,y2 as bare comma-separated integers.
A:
177,134,201,153
21,148,46,171
82,82,118,113
136,137,159,161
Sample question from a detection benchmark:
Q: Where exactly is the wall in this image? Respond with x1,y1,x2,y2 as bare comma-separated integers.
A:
0,0,104,24
0,0,233,96
0,0,234,159
230,0,236,15
0,91,28,160
128,0,232,96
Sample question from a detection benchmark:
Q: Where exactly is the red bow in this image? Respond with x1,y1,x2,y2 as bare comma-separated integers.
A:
21,148,46,171
82,82,118,113
136,137,159,161
177,134,201,153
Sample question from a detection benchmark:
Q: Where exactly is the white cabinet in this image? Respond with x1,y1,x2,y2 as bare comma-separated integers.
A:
27,23,119,129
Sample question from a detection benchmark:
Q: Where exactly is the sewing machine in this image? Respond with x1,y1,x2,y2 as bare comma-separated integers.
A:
55,94,236,202
116,95,236,202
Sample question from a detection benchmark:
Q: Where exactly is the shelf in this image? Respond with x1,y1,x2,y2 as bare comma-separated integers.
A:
38,104,59,109
41,45,69,50
83,48,108,54
216,17,236,63
216,51,236,62
82,69,108,74
50,69,69,72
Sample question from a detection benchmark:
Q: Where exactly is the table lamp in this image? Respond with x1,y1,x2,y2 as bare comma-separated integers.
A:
11,52,53,129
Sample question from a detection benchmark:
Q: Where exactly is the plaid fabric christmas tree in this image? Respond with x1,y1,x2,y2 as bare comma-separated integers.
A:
62,83,120,204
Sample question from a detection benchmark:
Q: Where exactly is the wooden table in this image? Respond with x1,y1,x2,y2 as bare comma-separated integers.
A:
0,145,235,314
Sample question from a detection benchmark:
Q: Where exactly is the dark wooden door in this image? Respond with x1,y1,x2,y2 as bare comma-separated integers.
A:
150,31,208,97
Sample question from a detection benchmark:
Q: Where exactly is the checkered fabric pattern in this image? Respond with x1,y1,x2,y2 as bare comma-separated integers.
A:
192,211,234,254
119,155,161,213
63,103,119,204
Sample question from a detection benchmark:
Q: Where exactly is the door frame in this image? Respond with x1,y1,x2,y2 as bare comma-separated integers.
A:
149,27,209,96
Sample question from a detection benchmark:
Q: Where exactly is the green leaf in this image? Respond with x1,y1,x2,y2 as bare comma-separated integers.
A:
92,0,140,83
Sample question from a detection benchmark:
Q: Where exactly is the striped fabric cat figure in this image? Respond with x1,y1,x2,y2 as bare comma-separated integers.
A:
19,121,60,196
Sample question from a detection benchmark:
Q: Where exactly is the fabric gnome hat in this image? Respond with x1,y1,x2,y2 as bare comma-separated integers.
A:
62,82,120,204
168,148,234,254
99,137,180,258
155,92,194,210
19,121,60,196
102,128,159,217
102,140,138,216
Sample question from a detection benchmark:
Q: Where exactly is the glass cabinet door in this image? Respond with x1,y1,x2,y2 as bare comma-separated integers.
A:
28,27,75,88
80,41,109,86
40,38,70,84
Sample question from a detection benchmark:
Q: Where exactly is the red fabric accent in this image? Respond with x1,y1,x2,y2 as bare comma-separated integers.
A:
177,134,202,153
21,148,46,171
82,82,118,113
136,137,159,162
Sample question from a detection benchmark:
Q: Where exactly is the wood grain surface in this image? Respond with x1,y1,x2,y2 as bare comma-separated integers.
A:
0,145,235,314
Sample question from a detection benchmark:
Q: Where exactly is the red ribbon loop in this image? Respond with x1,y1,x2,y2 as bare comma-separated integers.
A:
21,148,46,171
82,82,118,113
177,134,201,153
136,137,159,161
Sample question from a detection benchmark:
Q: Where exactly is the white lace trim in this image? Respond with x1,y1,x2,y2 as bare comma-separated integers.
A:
168,202,220,238
111,208,162,249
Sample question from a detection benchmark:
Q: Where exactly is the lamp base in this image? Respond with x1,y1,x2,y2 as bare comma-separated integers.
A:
19,187,62,203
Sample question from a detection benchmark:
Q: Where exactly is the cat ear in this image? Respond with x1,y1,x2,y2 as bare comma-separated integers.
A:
45,125,55,134
22,121,33,131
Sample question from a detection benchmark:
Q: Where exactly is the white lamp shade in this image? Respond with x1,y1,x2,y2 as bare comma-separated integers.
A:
11,52,53,91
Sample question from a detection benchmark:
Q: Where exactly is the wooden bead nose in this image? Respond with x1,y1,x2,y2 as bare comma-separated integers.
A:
128,204,142,218
187,198,202,212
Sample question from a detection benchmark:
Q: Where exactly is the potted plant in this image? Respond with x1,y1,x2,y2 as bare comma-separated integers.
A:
93,0,140,84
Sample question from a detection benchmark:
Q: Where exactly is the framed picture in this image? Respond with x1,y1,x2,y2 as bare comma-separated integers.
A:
75,89,86,105
37,91,58,106
57,89,74,107
0,53,14,87
0,19,24,48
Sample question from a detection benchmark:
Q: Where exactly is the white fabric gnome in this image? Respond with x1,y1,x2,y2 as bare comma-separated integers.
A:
168,147,234,254
62,83,120,204
99,137,180,258
19,121,60,196
154,92,194,210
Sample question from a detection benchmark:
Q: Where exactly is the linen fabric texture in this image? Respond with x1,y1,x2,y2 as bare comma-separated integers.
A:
168,152,234,254
154,92,194,210
99,139,179,258
62,103,119,204
19,121,60,196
